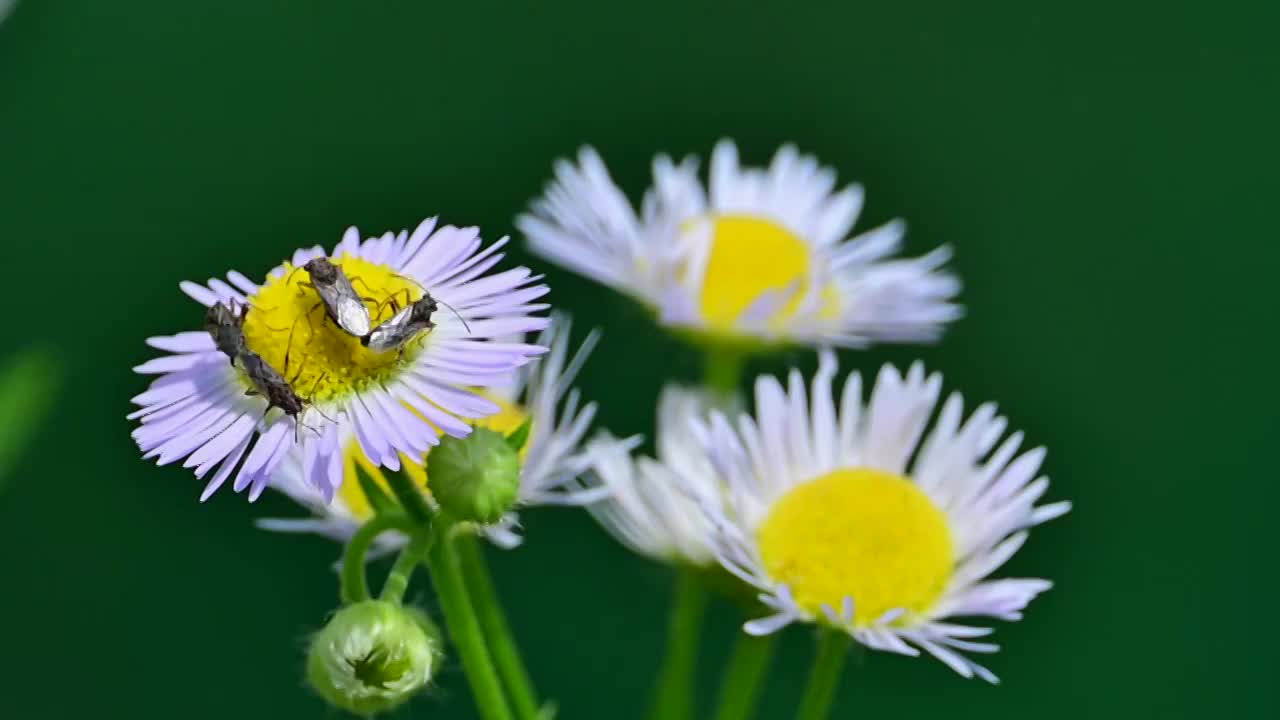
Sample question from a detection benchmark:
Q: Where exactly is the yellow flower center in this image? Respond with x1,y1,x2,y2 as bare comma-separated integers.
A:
242,255,425,403
690,215,839,336
757,468,954,627
337,396,531,520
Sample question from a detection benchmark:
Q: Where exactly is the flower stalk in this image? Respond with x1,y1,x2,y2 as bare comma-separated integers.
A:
794,629,849,720
712,633,777,720
340,512,414,605
648,567,710,720
428,515,516,720
457,531,544,720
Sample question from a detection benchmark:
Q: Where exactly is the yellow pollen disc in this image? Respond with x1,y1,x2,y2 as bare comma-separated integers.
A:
242,255,425,403
757,468,954,627
691,215,840,335
337,395,532,521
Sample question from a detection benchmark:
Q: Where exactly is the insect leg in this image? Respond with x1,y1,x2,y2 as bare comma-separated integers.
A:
349,275,377,295
285,306,316,379
371,288,412,321
304,372,337,424
294,280,318,299
259,403,275,432
286,339,317,386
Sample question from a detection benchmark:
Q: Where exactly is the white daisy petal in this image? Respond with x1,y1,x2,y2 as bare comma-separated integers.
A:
579,384,738,567
743,612,797,637
673,358,1068,680
199,431,255,501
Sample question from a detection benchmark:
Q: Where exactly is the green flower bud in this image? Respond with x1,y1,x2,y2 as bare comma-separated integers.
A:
307,600,440,716
427,427,520,524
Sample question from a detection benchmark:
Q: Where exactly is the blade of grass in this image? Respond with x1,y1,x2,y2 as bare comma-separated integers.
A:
0,347,61,494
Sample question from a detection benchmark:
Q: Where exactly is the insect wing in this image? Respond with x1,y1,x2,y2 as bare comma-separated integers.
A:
364,303,414,352
333,294,372,337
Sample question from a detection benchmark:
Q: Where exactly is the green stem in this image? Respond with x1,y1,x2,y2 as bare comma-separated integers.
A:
713,633,777,720
426,517,514,720
649,568,710,720
794,630,849,720
456,532,541,720
379,527,433,605
704,346,746,395
340,513,413,605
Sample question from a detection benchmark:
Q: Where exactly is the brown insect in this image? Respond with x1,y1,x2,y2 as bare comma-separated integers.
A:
204,301,248,365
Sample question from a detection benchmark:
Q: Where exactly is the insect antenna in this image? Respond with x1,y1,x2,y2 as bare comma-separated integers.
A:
388,272,473,335
435,297,471,334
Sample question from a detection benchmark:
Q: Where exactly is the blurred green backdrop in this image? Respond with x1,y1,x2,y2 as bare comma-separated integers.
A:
1,1,1275,718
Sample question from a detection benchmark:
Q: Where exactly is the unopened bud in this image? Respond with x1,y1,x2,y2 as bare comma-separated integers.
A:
307,600,440,716
427,427,520,524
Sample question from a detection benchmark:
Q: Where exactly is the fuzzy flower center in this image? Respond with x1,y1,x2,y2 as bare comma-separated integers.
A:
242,255,424,403
757,468,953,627
690,215,839,334
338,395,531,520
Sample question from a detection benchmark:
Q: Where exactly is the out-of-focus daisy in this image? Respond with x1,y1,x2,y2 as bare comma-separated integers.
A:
131,217,549,502
259,315,601,549
688,353,1070,682
582,385,730,567
518,140,961,350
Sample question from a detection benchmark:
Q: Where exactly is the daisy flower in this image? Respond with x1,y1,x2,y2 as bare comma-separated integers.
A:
130,217,549,502
688,352,1071,682
582,384,731,567
259,314,601,549
518,140,961,350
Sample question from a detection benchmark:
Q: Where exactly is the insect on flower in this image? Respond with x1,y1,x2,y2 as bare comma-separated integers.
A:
361,286,469,356
293,257,374,338
205,300,329,441
133,217,551,502
360,290,437,355
237,348,329,442
204,301,248,365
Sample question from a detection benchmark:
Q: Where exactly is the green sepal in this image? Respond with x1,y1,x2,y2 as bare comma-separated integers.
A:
505,418,533,453
354,462,397,516
384,466,434,524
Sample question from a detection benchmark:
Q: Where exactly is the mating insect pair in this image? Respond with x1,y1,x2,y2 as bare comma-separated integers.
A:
291,257,449,356
204,301,331,441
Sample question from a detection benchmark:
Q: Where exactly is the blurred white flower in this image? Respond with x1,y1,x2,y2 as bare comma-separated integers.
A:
519,139,961,350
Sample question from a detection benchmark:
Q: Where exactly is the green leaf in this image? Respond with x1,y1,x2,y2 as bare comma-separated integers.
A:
0,347,61,493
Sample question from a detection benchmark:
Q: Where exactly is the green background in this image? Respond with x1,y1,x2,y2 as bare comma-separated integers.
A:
0,1,1274,717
